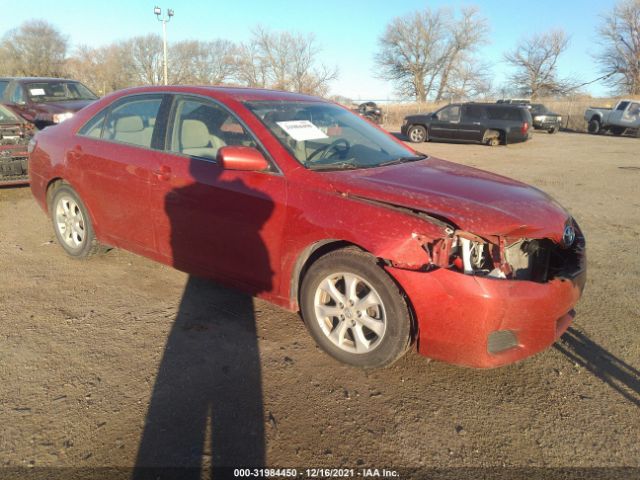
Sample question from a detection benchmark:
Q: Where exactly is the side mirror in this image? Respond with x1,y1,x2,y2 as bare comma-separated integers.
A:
217,146,270,172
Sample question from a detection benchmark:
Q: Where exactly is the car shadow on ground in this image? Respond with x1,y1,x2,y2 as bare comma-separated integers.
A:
554,326,640,407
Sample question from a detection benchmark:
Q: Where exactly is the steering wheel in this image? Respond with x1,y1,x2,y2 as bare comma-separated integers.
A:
307,138,351,163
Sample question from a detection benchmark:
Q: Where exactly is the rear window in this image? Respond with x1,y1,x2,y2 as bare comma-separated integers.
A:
487,107,525,121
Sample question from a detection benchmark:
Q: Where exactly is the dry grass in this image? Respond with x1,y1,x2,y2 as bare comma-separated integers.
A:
381,96,640,132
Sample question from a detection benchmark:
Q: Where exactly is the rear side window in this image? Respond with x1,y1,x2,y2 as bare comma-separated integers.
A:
103,96,163,148
487,107,524,121
616,101,630,111
464,105,484,119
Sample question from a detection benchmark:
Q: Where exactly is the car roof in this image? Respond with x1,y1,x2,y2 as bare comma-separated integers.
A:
0,77,84,83
105,85,325,103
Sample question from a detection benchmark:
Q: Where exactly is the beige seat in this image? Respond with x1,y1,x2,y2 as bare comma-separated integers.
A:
180,119,225,160
113,116,153,147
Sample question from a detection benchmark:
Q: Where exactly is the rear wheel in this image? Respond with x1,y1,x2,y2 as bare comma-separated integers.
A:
484,130,500,146
588,118,601,134
50,184,102,259
407,125,427,143
300,249,412,368
611,126,626,136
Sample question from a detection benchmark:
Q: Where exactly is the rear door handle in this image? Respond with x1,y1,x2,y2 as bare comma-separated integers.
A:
153,164,171,181
472,122,481,125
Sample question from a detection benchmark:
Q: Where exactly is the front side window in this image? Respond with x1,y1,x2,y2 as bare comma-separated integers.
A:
0,81,9,99
245,101,422,171
437,106,461,122
25,81,98,103
169,98,257,161
103,96,163,148
11,85,25,104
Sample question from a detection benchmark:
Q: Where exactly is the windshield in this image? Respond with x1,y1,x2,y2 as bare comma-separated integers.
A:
0,104,21,124
25,81,98,103
530,104,548,115
245,101,422,171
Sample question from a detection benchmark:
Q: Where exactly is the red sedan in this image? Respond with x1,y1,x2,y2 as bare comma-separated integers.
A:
28,86,586,368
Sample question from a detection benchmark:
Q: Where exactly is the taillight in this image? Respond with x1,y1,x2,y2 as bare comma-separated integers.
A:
521,122,529,134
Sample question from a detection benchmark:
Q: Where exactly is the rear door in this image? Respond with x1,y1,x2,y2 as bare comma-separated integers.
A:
72,93,167,254
430,105,461,140
457,105,485,142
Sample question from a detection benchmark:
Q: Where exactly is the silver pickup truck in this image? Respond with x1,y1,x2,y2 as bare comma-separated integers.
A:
585,100,640,136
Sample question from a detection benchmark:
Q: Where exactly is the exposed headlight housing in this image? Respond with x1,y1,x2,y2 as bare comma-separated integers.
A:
53,112,74,124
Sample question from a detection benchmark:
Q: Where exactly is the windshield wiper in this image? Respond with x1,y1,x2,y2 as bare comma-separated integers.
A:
377,155,427,167
308,161,361,171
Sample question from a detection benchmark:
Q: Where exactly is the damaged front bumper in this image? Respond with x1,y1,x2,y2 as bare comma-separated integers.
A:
385,222,586,368
0,145,29,186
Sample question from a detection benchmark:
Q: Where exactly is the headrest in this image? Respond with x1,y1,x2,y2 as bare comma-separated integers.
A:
181,119,210,149
115,116,144,133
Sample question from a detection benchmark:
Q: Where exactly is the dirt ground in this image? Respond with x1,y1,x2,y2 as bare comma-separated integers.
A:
0,131,639,475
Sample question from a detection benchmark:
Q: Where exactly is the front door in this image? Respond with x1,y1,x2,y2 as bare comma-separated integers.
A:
150,95,287,295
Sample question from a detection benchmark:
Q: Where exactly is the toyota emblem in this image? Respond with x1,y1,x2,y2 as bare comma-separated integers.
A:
563,224,576,247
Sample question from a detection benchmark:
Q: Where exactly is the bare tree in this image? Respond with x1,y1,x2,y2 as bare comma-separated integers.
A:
236,27,337,96
434,7,489,100
375,7,489,102
504,29,574,97
169,40,237,85
123,34,164,85
0,20,68,77
596,0,640,95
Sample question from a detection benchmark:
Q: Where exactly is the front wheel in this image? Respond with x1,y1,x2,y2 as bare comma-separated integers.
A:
548,126,558,134
50,184,102,259
407,125,427,143
300,249,412,368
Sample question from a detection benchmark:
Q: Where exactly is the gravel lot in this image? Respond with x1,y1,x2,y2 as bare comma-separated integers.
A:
0,131,638,476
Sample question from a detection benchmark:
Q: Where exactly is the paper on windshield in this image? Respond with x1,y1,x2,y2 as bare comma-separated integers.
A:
276,120,328,142
29,88,46,96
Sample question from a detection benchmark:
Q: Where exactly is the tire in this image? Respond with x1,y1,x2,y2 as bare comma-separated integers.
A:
611,126,626,136
300,248,412,368
50,184,102,259
588,118,601,134
407,125,427,143
548,126,558,134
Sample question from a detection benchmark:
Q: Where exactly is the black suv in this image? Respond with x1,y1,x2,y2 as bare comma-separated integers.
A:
529,103,561,133
401,103,532,146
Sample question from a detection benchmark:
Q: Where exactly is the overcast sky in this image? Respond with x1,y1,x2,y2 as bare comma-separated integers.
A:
0,0,617,99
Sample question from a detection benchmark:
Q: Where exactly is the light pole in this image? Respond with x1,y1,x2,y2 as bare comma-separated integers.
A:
154,6,174,86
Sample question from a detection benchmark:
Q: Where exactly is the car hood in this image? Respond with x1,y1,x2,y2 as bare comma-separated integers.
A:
322,157,570,242
32,99,95,114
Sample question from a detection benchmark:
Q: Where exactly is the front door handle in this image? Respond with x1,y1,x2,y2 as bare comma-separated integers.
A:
153,165,171,181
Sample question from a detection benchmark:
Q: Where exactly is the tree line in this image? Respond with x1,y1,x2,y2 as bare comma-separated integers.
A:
0,21,337,97
1,0,639,101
